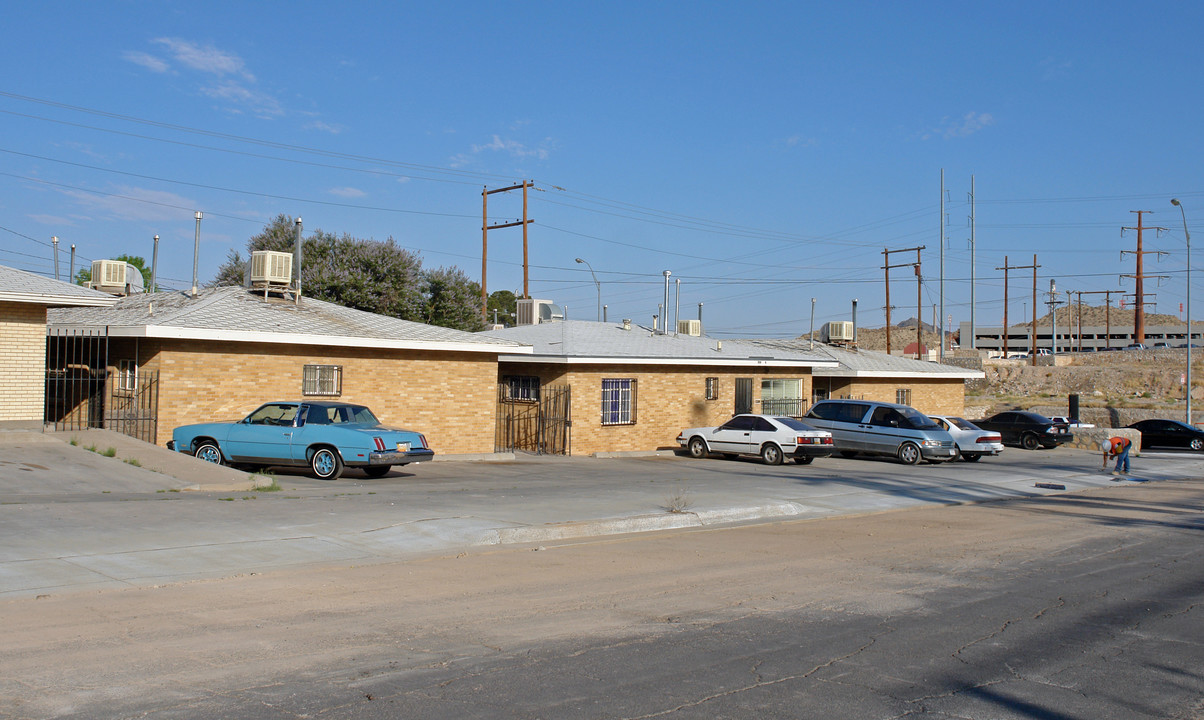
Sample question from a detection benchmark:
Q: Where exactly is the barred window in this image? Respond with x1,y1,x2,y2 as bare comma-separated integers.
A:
303,365,342,396
705,377,719,400
601,378,637,426
504,375,540,402
896,388,912,406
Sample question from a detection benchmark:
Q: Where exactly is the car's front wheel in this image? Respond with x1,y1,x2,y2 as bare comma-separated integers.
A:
1021,433,1041,450
688,437,708,459
760,443,784,466
897,442,921,465
1191,438,1204,451
310,447,344,480
194,441,224,465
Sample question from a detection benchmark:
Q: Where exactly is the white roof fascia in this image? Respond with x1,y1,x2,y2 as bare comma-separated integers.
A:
499,354,838,368
48,324,533,355
816,369,983,379
0,291,117,307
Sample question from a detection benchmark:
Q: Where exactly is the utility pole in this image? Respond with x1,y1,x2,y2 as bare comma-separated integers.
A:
1121,210,1168,345
1070,290,1122,351
882,246,924,356
1045,279,1064,355
997,255,1040,364
481,181,534,319
939,168,946,363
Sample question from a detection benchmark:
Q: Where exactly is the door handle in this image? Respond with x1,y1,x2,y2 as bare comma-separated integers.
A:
283,432,292,436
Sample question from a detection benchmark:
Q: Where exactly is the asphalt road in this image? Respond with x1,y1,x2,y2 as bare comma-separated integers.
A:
3,474,1201,719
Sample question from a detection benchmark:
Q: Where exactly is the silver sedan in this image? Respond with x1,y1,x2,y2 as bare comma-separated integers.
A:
929,415,1004,462
677,414,834,466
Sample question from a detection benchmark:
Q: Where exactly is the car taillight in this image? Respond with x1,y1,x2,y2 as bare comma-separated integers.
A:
977,435,1001,443
418,434,429,449
822,436,833,445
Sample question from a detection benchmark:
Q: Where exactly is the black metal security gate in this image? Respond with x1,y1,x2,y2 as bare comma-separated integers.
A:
734,378,753,415
45,329,159,443
495,384,571,455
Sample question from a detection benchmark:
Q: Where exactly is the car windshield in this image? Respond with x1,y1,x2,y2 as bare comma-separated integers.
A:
774,417,817,432
897,406,940,430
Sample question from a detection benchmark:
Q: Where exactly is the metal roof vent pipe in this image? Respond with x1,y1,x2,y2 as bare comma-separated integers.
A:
852,298,859,347
662,270,672,334
293,217,303,305
622,318,631,331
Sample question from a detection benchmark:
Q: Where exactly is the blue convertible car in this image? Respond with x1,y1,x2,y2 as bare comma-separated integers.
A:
168,401,434,479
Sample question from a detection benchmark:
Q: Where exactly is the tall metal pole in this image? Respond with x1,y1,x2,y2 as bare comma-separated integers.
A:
293,217,303,303
1031,254,1038,366
969,174,976,349
151,235,159,292
1173,198,1192,423
939,168,945,362
69,244,76,283
662,270,672,335
481,187,488,318
191,211,202,298
809,297,816,350
51,236,59,280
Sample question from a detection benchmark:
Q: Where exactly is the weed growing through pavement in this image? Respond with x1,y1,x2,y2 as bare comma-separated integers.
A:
101,447,117,458
124,458,141,467
69,438,78,446
662,484,694,514
253,476,282,492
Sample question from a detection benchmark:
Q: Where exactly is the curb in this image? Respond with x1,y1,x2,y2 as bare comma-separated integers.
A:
494,502,810,544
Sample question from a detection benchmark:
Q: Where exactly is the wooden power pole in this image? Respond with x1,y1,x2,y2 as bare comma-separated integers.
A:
883,246,924,357
1121,210,1168,345
481,181,534,319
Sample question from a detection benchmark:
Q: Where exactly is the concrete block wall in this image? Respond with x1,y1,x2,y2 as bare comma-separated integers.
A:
0,302,48,429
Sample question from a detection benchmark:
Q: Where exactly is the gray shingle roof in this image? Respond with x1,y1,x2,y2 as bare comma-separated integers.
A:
0,264,117,307
483,321,838,367
48,285,526,353
745,338,983,378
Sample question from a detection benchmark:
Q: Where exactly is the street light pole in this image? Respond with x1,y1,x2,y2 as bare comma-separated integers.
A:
1172,198,1192,424
575,257,601,321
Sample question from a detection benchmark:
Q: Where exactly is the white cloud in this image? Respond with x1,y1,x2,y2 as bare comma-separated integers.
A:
59,185,198,223
329,187,366,198
922,111,995,140
153,38,253,80
122,51,169,73
304,120,345,135
471,135,551,160
784,135,818,148
27,214,76,226
202,81,283,118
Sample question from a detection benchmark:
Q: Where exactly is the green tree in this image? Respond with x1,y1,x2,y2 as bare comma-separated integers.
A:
75,254,153,290
487,289,518,326
213,215,486,330
424,266,486,331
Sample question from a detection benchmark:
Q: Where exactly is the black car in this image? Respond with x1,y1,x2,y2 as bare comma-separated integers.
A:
1127,419,1204,451
974,411,1073,450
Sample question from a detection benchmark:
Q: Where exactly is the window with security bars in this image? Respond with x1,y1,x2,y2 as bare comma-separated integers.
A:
705,377,719,400
760,378,802,416
601,378,637,425
303,365,342,396
896,388,912,406
504,375,540,402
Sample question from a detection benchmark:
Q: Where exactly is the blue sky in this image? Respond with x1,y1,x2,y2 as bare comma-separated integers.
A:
2,1,1201,337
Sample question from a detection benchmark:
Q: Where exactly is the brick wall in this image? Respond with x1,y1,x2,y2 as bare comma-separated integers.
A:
502,363,815,455
0,302,47,428
133,340,499,454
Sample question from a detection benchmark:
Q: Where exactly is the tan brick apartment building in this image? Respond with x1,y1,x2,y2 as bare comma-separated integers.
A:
0,265,115,429
47,286,528,454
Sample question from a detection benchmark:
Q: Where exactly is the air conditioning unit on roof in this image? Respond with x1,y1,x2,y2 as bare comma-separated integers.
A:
825,321,855,342
516,298,562,325
678,319,702,336
250,251,293,286
90,259,144,295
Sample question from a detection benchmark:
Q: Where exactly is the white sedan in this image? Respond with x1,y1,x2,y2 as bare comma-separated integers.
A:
928,415,1004,462
677,414,834,466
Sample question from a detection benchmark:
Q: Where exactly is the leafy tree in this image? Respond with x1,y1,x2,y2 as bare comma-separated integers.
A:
75,254,153,290
487,289,518,326
213,215,485,330
424,266,486,331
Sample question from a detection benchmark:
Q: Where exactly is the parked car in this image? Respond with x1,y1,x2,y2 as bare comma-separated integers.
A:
1124,343,1148,351
677,414,834,466
168,401,434,479
928,415,1003,462
1126,418,1204,451
973,411,1073,450
1050,416,1096,429
804,399,957,465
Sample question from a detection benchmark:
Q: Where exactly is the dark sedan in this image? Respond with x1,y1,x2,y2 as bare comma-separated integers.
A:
1127,419,1204,451
973,411,1073,450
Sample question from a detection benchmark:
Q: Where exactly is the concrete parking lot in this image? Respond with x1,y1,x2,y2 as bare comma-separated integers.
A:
2,428,1203,600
